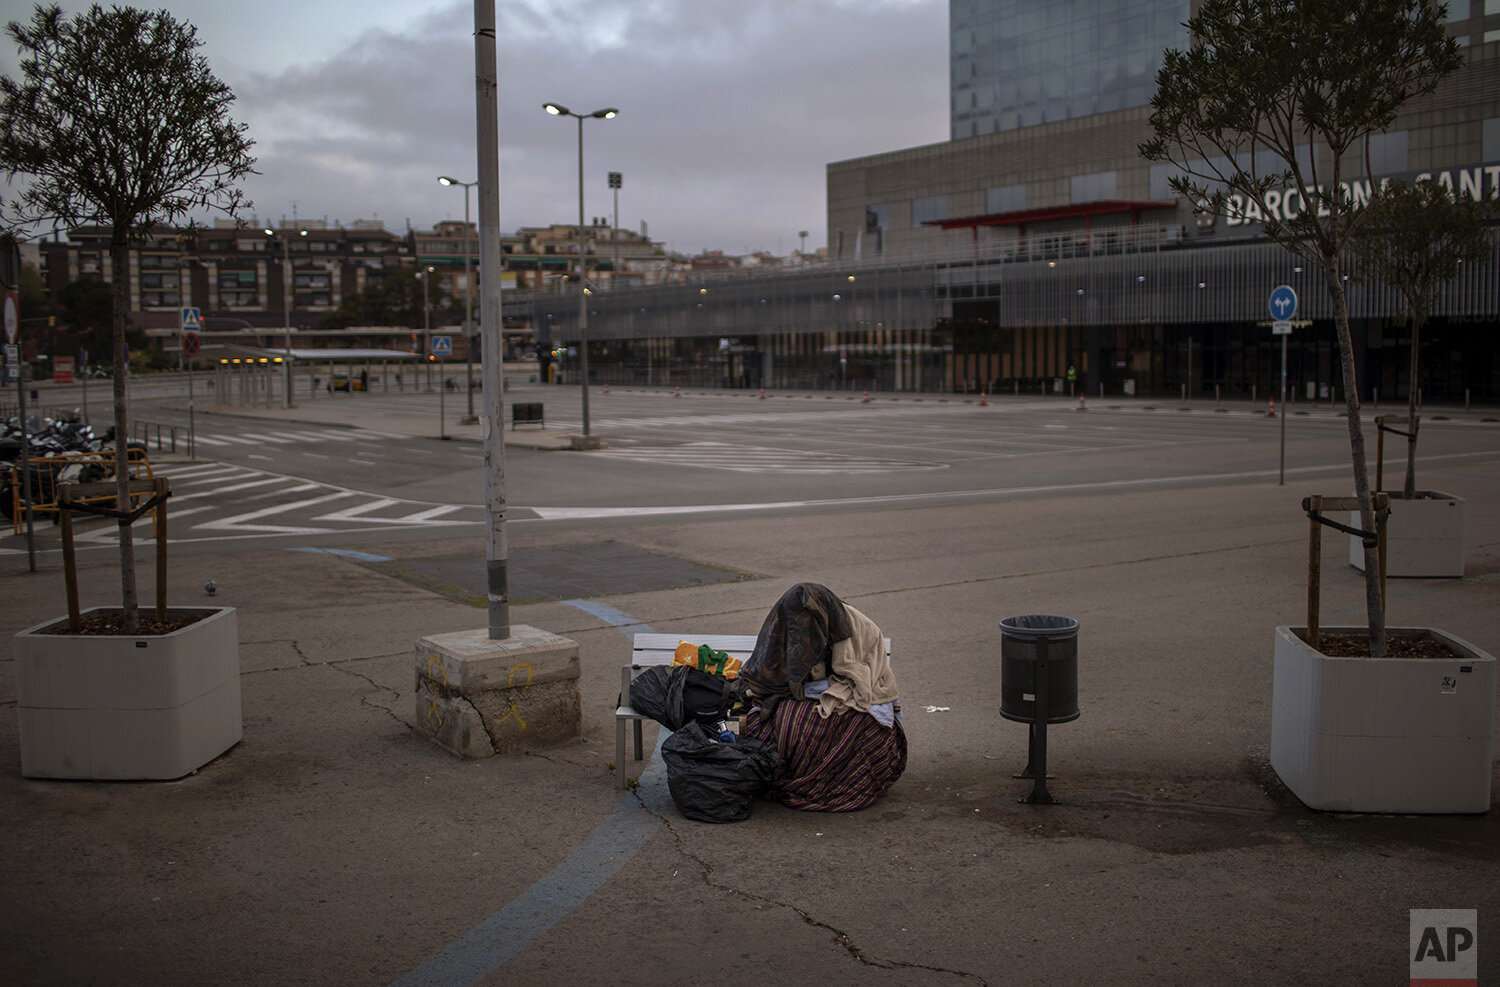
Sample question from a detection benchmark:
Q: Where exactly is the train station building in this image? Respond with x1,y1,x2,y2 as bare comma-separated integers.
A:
520,1,1499,403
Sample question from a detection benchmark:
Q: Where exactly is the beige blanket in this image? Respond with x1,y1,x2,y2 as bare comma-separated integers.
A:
817,604,899,717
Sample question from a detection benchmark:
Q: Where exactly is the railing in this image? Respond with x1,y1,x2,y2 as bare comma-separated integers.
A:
503,223,1203,306
133,420,186,454
10,446,154,535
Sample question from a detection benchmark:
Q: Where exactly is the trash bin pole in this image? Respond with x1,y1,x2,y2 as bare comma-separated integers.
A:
1028,634,1052,804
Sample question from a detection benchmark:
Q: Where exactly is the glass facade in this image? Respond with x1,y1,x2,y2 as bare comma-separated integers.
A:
951,0,1189,137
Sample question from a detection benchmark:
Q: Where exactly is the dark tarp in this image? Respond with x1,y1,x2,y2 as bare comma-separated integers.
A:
739,582,853,717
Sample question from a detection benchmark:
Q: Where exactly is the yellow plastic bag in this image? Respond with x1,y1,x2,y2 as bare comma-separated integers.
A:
672,641,742,679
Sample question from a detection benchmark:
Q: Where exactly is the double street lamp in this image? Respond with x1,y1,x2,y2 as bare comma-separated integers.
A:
543,101,618,438
437,175,478,422
264,226,307,408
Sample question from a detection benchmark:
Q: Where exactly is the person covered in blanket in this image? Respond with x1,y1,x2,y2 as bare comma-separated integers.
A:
738,582,906,811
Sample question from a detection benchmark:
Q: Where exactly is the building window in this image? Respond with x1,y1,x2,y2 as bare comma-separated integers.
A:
865,203,890,231
221,291,256,307
986,183,1027,214
1070,171,1118,202
219,270,257,289
1367,131,1408,175
911,195,948,227
1484,118,1500,161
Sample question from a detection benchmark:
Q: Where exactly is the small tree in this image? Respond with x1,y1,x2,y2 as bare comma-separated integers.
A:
1139,0,1462,658
58,276,117,365
318,267,444,330
1351,181,1497,498
0,4,254,632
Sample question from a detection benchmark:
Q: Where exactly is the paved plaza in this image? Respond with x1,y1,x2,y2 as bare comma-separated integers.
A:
1,387,1497,984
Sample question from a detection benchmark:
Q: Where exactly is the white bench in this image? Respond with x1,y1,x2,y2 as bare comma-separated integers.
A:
616,633,758,788
615,631,892,789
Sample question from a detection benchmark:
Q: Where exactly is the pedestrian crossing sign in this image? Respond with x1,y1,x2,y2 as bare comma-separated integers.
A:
431,335,452,356
181,307,202,332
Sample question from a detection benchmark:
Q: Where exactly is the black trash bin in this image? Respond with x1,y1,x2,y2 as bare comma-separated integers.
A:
999,614,1079,724
998,614,1078,804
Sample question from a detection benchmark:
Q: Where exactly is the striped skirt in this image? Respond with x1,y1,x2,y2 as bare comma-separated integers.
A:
743,700,907,812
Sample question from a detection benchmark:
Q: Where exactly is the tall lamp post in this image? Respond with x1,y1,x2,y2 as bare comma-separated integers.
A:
265,226,307,408
543,101,618,438
608,171,622,287
419,265,434,392
438,175,478,422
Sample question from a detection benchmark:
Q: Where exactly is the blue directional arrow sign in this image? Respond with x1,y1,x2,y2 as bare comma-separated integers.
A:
1269,285,1297,321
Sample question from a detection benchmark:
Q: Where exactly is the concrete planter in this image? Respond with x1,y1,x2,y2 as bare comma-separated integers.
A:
1349,490,1465,578
1270,625,1495,814
14,607,242,780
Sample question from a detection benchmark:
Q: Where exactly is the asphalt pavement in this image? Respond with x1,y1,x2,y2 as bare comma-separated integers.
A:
2,385,1498,985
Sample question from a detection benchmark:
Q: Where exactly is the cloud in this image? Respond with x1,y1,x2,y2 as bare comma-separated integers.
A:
6,0,949,255
235,0,947,252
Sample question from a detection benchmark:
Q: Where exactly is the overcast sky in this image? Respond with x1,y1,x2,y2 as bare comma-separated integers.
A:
0,0,949,256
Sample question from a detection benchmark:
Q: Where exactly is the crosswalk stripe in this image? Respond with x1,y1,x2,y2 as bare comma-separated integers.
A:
590,442,942,474
192,490,360,533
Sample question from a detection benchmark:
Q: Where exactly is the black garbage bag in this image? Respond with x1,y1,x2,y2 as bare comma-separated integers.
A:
624,665,737,731
662,722,783,824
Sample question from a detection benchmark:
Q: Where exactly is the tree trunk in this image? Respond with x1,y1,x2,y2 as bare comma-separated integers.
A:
1404,313,1422,499
1325,256,1385,657
109,235,139,633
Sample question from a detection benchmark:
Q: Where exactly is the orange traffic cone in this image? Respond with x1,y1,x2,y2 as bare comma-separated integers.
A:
1077,395,1087,411
673,386,681,398
862,389,870,403
1267,398,1276,418
603,383,610,395
979,390,988,407
759,387,766,400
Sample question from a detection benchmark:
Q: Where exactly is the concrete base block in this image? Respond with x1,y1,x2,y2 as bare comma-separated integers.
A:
567,433,603,450
414,625,581,757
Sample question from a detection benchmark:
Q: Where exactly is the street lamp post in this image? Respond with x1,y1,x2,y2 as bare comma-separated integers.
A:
608,171,622,288
438,175,478,422
264,226,306,408
544,102,618,438
420,265,434,392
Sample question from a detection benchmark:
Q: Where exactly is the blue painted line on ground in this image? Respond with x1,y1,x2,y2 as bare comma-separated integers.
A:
561,598,657,639
390,601,661,986
288,546,392,562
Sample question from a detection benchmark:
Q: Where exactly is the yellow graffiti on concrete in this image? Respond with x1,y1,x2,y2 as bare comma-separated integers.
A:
424,654,448,727
496,662,534,731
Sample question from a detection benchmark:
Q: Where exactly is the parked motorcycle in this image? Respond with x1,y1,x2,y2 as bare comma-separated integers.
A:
0,412,143,522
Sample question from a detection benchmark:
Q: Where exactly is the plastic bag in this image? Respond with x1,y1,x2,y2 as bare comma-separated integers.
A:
662,721,783,823
624,665,736,731
671,641,743,679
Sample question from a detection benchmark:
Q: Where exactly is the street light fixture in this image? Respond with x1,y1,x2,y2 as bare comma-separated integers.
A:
543,101,619,438
438,175,479,422
264,226,307,408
